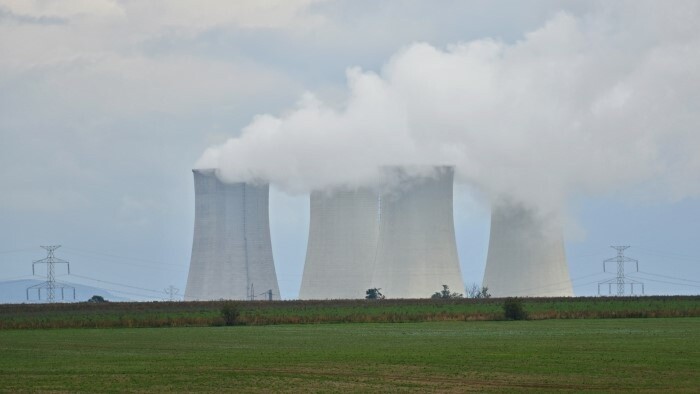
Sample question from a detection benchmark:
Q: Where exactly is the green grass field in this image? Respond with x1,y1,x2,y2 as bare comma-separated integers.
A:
0,318,697,392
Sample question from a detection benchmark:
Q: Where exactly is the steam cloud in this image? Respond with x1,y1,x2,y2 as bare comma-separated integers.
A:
197,2,700,215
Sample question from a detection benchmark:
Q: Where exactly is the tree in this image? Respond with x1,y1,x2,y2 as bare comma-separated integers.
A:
365,288,385,300
87,295,107,303
220,302,240,326
503,297,527,320
467,283,491,299
431,285,463,299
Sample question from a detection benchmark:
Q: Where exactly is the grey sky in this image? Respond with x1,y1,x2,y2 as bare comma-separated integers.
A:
1,0,698,300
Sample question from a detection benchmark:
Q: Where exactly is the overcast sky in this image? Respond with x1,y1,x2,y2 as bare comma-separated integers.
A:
1,0,699,301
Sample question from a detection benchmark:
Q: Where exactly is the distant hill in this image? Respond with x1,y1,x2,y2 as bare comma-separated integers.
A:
0,279,130,304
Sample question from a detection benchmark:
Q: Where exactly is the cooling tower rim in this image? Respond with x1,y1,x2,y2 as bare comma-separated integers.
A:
191,168,271,188
192,168,216,175
379,164,455,171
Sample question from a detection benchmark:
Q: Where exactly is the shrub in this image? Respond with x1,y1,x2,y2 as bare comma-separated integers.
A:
503,298,527,320
220,303,241,326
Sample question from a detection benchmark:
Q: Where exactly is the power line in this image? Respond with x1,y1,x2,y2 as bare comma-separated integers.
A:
60,249,187,273
64,246,185,267
571,272,609,282
66,281,164,301
627,275,700,289
494,270,606,295
573,278,614,289
0,274,35,282
69,273,164,294
62,276,165,301
637,271,700,284
61,247,187,270
567,250,612,260
12,246,178,302
634,247,700,263
0,247,37,255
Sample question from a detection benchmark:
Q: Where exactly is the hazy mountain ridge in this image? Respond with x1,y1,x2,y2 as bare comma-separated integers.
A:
0,279,129,304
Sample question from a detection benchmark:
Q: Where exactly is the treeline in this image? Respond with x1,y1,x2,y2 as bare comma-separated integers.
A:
0,296,697,329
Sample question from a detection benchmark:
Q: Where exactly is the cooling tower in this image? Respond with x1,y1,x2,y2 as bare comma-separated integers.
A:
371,166,464,298
185,169,280,301
299,188,380,299
482,203,573,297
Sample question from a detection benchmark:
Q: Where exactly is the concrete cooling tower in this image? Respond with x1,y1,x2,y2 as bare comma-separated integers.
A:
185,169,280,301
482,203,573,297
299,188,380,299
371,166,464,298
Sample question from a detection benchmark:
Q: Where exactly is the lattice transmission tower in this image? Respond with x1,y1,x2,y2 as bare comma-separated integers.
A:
164,285,180,301
598,246,644,296
27,245,75,302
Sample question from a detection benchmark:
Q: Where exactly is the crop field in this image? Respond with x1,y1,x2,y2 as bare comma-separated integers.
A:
1,296,698,329
0,318,697,392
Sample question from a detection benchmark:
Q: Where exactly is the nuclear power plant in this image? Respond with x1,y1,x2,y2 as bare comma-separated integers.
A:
482,203,573,297
371,166,464,298
185,166,573,300
299,188,380,299
299,166,464,299
185,169,280,301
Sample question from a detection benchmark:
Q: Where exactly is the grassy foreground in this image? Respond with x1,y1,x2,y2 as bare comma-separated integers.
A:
1,296,698,329
0,318,698,392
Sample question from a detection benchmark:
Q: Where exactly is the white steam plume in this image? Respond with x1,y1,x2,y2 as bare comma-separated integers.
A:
197,2,700,213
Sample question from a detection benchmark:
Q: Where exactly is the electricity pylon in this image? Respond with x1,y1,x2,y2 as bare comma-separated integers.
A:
164,285,180,301
26,245,75,302
598,246,644,296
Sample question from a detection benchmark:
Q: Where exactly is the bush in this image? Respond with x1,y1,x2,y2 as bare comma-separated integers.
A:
220,303,240,326
503,298,527,320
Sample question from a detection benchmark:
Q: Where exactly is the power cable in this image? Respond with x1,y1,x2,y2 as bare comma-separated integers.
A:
63,277,164,301
567,250,612,260
0,274,35,282
501,271,607,295
634,248,700,263
573,278,613,288
0,247,37,255
75,283,163,301
637,271,700,284
627,275,700,289
62,247,187,269
60,249,187,273
69,273,165,294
